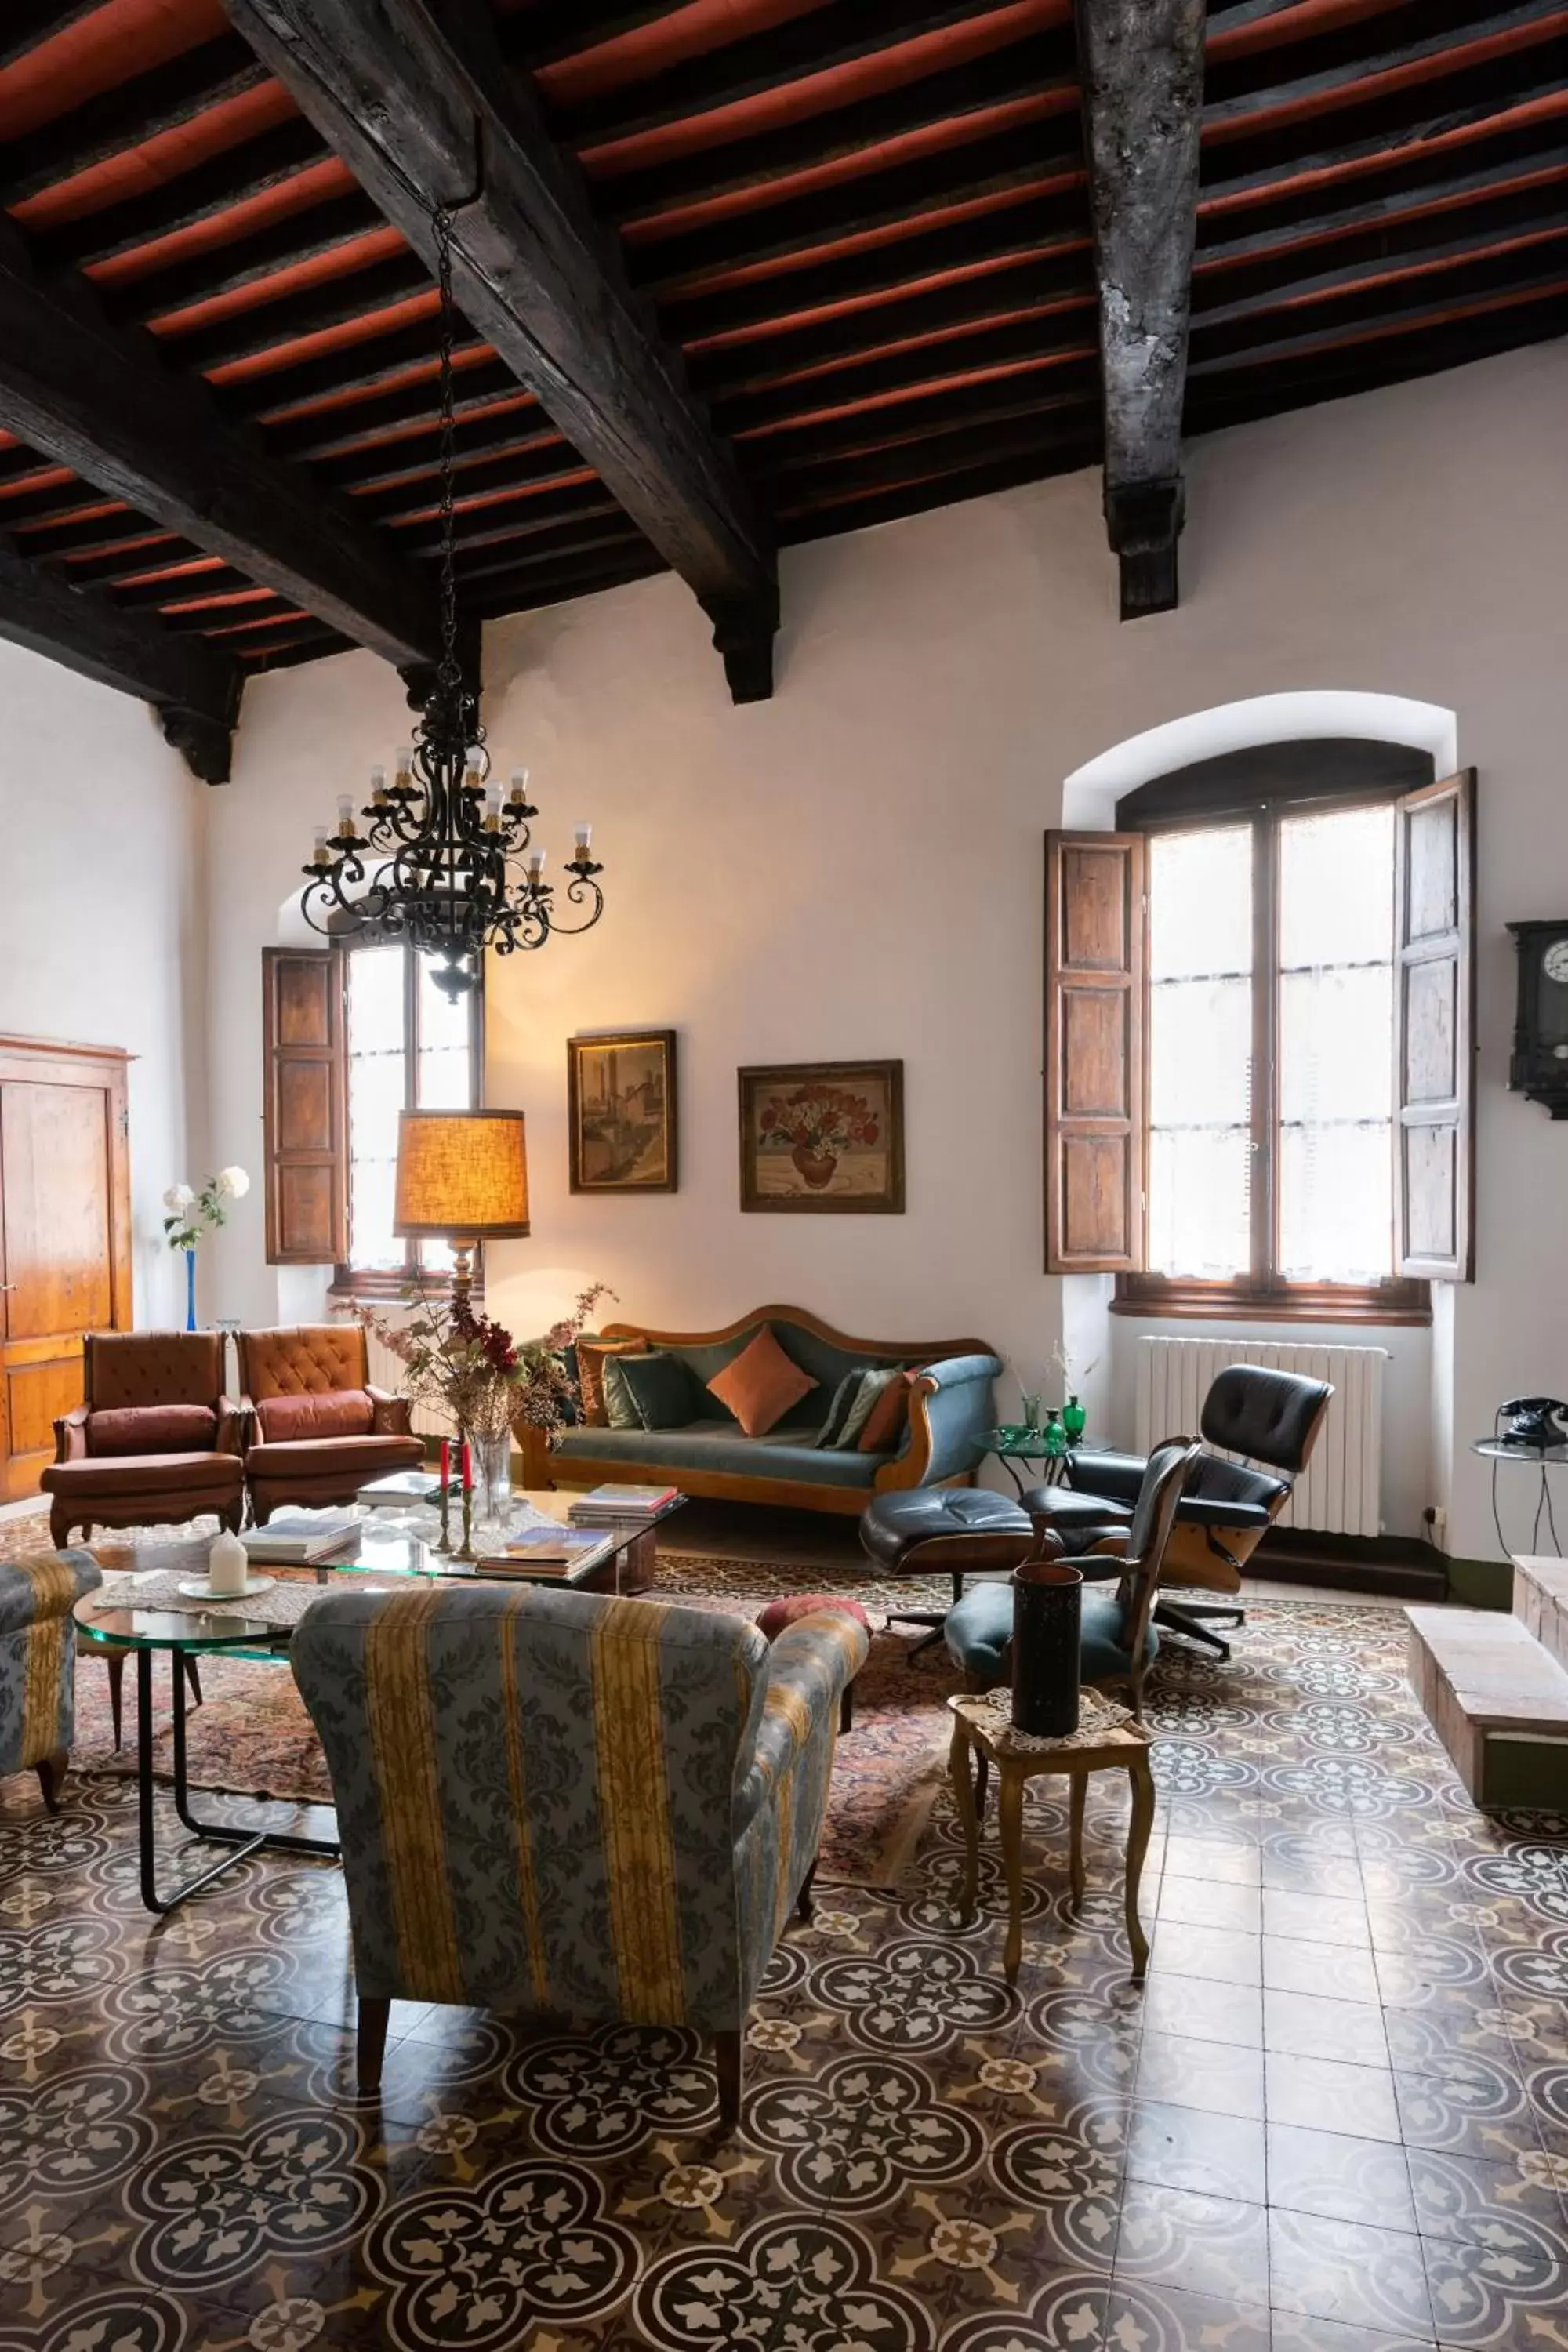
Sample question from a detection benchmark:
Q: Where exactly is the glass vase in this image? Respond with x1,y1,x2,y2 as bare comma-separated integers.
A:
1062,1393,1087,1446
477,1432,514,1533
1020,1393,1043,1435
1042,1406,1067,1459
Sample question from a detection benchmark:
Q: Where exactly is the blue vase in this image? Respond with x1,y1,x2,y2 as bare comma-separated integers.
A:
184,1248,198,1333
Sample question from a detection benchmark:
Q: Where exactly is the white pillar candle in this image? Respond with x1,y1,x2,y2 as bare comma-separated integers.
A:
209,1527,248,1595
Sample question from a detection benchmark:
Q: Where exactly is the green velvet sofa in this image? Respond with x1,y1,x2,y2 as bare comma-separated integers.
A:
519,1305,1002,1518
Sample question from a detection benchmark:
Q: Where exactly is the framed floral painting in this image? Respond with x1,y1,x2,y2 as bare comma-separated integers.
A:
738,1060,904,1213
568,1031,677,1192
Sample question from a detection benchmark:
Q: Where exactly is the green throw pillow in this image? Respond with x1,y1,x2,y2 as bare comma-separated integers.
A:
834,1366,900,1450
815,1368,871,1450
601,1355,644,1431
616,1348,697,1432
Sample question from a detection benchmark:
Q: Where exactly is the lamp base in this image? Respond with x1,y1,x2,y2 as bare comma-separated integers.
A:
450,1242,477,1320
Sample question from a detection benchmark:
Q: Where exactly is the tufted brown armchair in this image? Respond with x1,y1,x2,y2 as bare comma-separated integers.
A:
238,1324,423,1523
41,1332,247,1549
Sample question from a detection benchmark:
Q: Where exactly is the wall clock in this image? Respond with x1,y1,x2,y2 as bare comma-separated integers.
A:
1508,920,1568,1115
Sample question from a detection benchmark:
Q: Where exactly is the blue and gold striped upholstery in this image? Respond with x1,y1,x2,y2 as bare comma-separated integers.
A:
0,1552,103,1782
291,1583,867,2031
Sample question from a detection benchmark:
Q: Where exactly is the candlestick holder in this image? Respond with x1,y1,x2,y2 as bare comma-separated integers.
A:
454,1480,476,1563
437,1473,452,1553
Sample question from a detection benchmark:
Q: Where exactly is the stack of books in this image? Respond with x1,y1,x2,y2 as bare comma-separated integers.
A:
472,1526,615,1581
242,1511,361,1565
567,1483,681,1526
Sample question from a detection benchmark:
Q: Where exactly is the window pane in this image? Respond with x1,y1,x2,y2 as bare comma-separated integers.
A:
347,944,405,1271
1147,826,1253,1278
1277,804,1396,1282
416,955,471,1111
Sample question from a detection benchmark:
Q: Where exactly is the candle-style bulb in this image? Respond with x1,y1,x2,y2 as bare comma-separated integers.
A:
508,768,529,804
369,765,387,805
313,826,330,863
336,794,355,835
394,745,414,789
573,822,593,861
526,846,547,880
485,786,501,831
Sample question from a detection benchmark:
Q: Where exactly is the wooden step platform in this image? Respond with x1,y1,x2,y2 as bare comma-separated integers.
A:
1407,1566,1568,1807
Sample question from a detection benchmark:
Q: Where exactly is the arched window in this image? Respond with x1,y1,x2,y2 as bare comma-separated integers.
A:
1046,739,1475,1321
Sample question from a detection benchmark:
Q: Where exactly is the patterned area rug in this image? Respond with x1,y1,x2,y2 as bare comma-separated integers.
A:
7,1511,962,1887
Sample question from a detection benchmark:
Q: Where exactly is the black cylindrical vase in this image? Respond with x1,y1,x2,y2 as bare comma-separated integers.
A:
1011,1560,1083,1738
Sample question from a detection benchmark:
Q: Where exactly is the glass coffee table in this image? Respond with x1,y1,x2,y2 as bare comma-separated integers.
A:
74,1494,680,1914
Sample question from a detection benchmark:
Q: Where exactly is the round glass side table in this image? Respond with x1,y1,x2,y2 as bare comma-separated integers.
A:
74,1592,339,1916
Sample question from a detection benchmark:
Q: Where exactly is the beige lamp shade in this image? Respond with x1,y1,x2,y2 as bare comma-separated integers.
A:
394,1109,531,1240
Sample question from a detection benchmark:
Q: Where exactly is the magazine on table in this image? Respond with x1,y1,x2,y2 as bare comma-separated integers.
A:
567,1483,680,1523
242,1510,362,1565
472,1526,615,1580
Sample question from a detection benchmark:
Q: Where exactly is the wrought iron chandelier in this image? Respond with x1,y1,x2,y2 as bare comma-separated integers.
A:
300,206,604,1000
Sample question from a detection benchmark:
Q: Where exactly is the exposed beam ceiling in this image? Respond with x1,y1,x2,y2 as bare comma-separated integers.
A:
1075,0,1206,617
0,536,240,782
221,0,780,702
0,220,444,681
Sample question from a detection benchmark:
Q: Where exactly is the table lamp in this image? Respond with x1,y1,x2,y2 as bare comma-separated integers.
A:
393,1109,530,1314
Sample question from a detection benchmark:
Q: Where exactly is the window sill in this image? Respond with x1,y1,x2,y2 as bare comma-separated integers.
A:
1112,1277,1431,1327
330,1272,485,1306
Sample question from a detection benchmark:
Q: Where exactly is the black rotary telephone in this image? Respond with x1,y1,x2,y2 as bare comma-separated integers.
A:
1497,1396,1568,1450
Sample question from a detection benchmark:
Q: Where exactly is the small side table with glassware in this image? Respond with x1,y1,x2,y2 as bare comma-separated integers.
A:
946,1686,1156,1984
982,1422,1078,1498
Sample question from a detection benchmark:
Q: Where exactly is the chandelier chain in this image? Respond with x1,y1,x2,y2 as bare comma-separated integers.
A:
434,204,461,693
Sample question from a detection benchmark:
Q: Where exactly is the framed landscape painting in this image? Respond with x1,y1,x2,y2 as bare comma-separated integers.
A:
568,1031,677,1192
739,1059,904,1213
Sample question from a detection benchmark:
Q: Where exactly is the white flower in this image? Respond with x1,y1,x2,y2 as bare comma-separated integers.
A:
216,1166,250,1199
163,1183,195,1212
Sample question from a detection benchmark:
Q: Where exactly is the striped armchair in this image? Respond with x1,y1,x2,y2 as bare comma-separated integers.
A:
0,1552,103,1809
290,1582,868,2125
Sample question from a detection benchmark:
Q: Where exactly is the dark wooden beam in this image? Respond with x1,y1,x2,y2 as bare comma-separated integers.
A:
223,0,779,703
1075,0,1205,618
112,191,385,325
159,249,433,374
0,219,441,669
1206,1,1566,131
0,537,241,781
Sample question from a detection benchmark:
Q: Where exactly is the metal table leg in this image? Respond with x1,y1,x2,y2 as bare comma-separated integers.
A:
132,1643,339,1917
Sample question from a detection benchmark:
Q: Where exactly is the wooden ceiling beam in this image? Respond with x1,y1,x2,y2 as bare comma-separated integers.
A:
1188,251,1568,374
632,124,1078,292
1198,129,1568,263
260,357,521,458
36,121,330,272
539,1,1035,149
1196,191,1568,324
714,311,1098,437
0,218,442,666
0,535,241,780
111,191,385,324
1202,41,1568,201
1206,1,1566,130
600,36,1074,231
159,249,433,373
0,35,269,208
223,0,779,702
465,543,667,620
1075,0,1204,619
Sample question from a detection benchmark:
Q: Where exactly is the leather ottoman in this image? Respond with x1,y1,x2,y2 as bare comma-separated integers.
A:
858,1488,1042,1655
42,1450,246,1548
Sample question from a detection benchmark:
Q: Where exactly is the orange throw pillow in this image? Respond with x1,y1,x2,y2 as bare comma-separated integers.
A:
707,1327,816,1439
858,1367,918,1454
576,1338,648,1428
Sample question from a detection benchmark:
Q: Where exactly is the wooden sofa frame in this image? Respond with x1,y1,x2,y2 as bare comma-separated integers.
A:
517,1303,995,1517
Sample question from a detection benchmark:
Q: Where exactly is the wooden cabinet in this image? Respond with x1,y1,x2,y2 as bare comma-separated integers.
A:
0,1036,132,1501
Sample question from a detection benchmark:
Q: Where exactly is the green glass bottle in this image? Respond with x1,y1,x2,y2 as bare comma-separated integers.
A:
1042,1406,1067,1459
1062,1393,1087,1446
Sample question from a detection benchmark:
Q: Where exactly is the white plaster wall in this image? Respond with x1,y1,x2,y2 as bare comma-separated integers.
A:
0,642,213,1327
203,335,1568,1559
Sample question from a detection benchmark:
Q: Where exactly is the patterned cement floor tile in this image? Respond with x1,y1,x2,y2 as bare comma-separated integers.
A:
1,1591,1565,2352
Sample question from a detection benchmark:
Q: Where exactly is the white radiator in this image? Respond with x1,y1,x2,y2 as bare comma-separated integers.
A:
361,1323,446,1439
1133,1337,1387,1537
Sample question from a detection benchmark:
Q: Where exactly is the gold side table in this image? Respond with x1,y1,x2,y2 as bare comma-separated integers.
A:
947,1688,1156,1984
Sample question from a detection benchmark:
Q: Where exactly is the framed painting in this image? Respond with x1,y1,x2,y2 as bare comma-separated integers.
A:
738,1060,904,1213
568,1031,678,1193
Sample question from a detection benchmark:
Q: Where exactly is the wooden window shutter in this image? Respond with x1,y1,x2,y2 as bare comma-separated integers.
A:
1044,831,1147,1273
1395,770,1475,1281
263,946,347,1266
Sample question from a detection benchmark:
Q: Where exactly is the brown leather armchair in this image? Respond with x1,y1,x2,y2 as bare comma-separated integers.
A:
238,1323,423,1523
42,1331,247,1548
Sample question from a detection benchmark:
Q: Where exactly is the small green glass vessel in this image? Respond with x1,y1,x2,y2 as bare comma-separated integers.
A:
1062,1394,1087,1445
1042,1406,1067,1458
